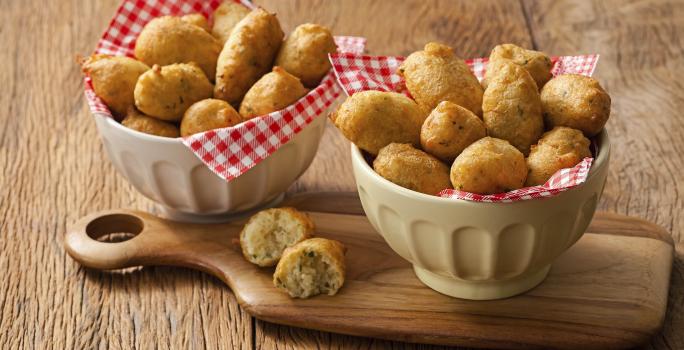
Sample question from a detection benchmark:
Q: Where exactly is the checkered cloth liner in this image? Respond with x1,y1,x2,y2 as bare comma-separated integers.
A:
83,0,366,181
330,51,600,202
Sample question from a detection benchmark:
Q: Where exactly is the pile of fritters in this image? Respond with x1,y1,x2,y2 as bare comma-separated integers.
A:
80,3,337,138
332,42,610,195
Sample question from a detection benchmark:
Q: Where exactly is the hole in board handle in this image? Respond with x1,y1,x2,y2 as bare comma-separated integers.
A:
85,214,144,243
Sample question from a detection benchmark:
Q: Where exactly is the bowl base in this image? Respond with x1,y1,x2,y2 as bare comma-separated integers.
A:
157,193,285,223
413,264,550,300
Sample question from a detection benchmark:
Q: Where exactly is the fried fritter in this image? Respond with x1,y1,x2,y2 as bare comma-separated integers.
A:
482,60,544,155
181,13,210,32
541,74,611,137
239,67,308,119
373,143,451,195
181,98,242,136
214,8,284,105
240,207,315,267
134,63,214,122
134,16,221,81
330,90,425,155
275,23,337,87
450,137,528,194
484,43,553,89
80,54,150,117
525,126,592,186
420,101,486,162
211,2,251,44
273,238,346,299
398,42,483,116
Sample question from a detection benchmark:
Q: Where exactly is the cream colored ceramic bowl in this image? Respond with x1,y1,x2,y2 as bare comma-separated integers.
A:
352,131,610,300
93,113,326,222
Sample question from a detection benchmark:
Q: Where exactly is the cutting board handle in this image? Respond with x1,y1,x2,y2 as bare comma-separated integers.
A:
64,209,240,272
65,209,162,270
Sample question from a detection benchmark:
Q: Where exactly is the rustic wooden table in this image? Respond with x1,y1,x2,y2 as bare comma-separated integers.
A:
1,0,682,348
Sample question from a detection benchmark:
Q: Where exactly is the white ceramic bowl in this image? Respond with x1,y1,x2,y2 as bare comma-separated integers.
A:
351,131,610,300
93,113,326,222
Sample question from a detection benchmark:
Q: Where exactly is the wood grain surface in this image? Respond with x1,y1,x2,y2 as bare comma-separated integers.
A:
0,0,682,349
62,199,673,350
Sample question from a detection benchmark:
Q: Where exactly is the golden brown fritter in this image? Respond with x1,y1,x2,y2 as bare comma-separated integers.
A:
420,101,486,162
273,238,346,299
398,42,484,116
450,137,528,194
541,74,611,137
330,90,426,155
211,2,251,44
134,63,214,122
275,23,337,87
180,13,210,32
214,8,284,105
79,54,150,117
240,207,315,267
525,126,592,186
482,60,544,155
121,107,180,138
484,44,553,89
134,16,222,81
373,143,452,195
180,98,242,136
239,67,309,119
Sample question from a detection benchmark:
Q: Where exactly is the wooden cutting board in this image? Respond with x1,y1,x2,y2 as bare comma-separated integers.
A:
64,192,673,350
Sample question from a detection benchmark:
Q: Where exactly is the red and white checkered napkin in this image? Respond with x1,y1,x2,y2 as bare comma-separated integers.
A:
330,51,600,202
83,0,366,181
